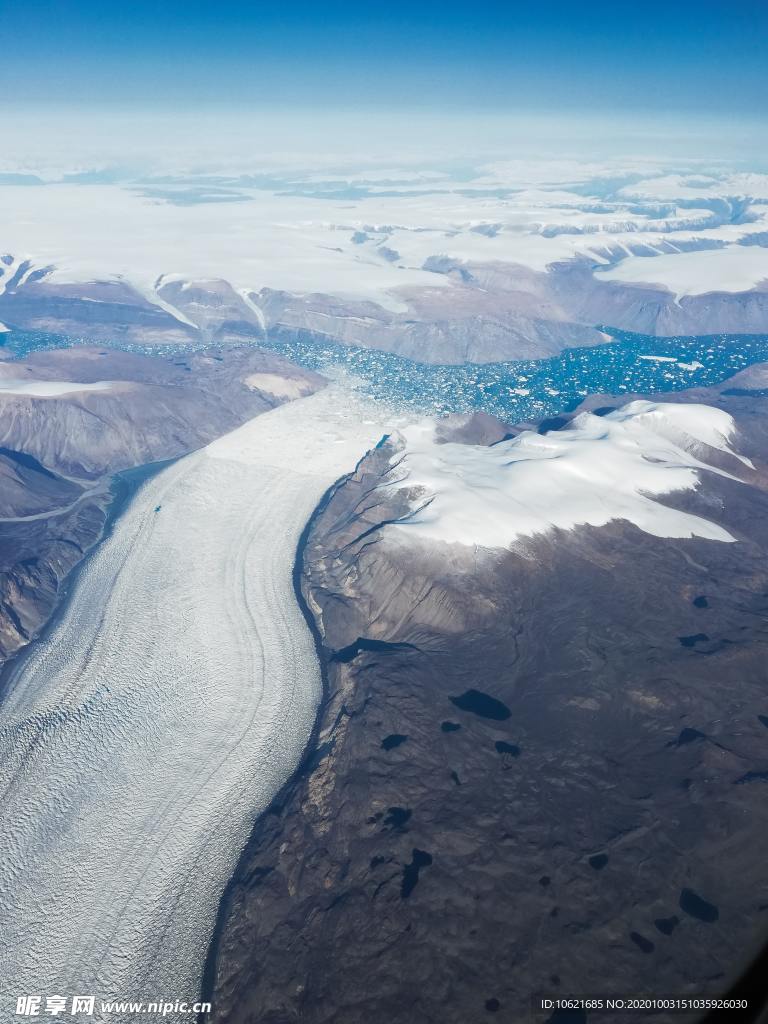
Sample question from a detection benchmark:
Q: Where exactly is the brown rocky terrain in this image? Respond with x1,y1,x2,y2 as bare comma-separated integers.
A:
548,258,768,340
2,256,768,364
257,273,607,363
0,275,201,346
207,382,768,1024
0,344,323,664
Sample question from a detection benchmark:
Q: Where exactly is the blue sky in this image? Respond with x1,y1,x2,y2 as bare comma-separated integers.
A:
3,0,767,116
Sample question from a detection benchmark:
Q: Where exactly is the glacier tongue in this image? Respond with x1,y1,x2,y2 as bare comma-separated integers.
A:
0,386,388,1018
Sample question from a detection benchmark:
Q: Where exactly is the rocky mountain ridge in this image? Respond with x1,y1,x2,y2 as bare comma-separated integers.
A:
207,378,768,1024
3,253,768,365
0,344,323,666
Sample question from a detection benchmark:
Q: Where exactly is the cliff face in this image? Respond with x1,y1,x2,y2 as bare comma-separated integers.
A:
548,259,768,340
209,396,768,1024
4,257,768,365
0,494,110,661
0,346,323,477
232,263,768,365
0,344,324,667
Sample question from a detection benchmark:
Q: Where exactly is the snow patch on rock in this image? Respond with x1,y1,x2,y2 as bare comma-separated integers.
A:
0,379,115,397
388,401,749,547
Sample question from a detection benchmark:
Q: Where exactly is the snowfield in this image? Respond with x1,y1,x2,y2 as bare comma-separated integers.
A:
0,386,388,1018
2,161,768,315
388,402,749,548
0,378,115,396
597,245,768,298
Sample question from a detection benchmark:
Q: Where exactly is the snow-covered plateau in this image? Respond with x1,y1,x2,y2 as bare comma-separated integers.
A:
3,159,768,362
597,245,768,298
2,163,768,322
0,386,390,1018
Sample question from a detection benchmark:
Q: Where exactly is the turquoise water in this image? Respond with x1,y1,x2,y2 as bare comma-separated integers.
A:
257,328,768,421
3,326,768,423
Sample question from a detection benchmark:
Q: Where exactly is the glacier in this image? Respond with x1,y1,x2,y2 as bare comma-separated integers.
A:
0,386,388,1017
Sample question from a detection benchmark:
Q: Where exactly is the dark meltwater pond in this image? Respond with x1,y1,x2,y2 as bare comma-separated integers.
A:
450,688,512,720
